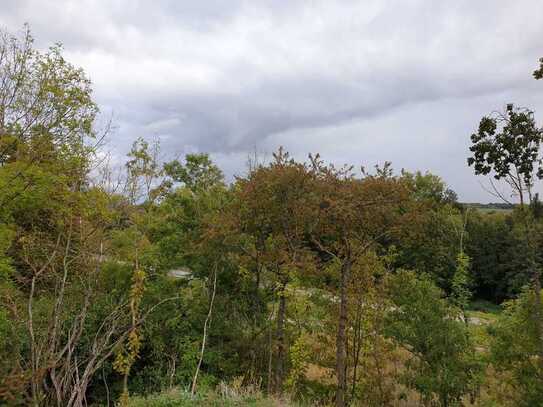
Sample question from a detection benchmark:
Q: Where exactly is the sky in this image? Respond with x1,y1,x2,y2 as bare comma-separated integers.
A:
1,0,543,202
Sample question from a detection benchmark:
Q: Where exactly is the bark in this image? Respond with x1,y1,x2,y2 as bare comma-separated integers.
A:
267,303,275,395
25,236,61,406
28,275,39,406
267,326,274,394
191,263,218,396
168,356,177,389
275,281,287,395
336,259,351,407
102,369,110,407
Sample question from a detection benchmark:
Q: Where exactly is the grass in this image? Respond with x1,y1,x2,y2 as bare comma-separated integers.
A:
466,300,501,351
467,299,502,315
127,387,295,407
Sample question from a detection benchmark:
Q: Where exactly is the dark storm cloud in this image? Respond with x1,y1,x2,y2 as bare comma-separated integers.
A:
1,0,542,201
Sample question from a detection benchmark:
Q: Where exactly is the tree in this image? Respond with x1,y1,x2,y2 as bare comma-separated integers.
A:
401,170,458,206
467,104,543,206
134,151,240,397
0,25,98,180
228,148,316,394
451,208,473,325
346,250,398,405
534,57,543,80
464,211,518,301
0,27,182,406
451,251,472,325
308,158,409,407
391,171,464,292
386,271,481,406
490,289,543,406
124,137,163,204
163,153,224,193
0,25,106,406
467,103,543,384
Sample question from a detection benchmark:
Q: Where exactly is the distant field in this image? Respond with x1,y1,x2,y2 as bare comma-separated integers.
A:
475,207,513,214
462,203,515,214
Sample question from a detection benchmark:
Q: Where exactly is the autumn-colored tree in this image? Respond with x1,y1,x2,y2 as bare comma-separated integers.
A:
308,157,409,407
346,250,399,405
228,148,316,394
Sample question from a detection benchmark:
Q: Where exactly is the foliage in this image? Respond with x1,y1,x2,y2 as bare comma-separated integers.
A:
393,175,463,290
489,289,543,406
285,334,312,394
467,104,543,205
465,211,517,301
163,153,224,192
401,170,458,206
386,271,482,406
451,251,472,321
534,57,543,80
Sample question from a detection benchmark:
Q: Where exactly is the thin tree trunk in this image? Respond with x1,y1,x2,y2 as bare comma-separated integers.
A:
249,263,261,380
28,275,39,406
102,369,110,407
191,262,218,396
25,236,60,406
275,280,287,396
336,259,351,407
267,303,275,395
122,372,129,401
168,356,176,389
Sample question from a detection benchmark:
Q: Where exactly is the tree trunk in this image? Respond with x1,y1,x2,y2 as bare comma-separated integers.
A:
267,317,274,394
168,356,176,389
275,281,287,395
533,269,543,366
336,259,351,407
191,263,218,396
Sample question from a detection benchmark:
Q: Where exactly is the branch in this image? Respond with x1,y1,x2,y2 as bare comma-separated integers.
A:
478,178,513,205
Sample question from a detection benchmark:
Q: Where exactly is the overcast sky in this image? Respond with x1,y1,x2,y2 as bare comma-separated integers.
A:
2,0,543,201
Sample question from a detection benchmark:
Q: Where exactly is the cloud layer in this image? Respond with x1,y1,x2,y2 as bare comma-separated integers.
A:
2,0,543,200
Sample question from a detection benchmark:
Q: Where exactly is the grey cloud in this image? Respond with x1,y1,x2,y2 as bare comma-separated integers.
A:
1,0,543,201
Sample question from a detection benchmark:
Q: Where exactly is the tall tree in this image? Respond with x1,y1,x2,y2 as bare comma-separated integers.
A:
229,148,315,394
467,104,543,205
0,25,98,181
467,104,543,370
308,157,408,407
